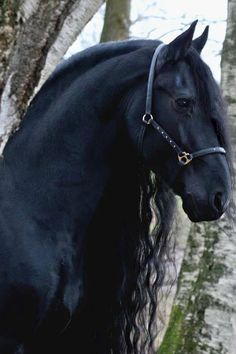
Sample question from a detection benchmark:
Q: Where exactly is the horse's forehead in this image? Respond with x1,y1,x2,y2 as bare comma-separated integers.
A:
172,62,195,90
157,61,197,96
159,61,196,95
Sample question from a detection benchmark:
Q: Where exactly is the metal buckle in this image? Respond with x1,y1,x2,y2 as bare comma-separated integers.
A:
178,152,193,166
142,113,154,125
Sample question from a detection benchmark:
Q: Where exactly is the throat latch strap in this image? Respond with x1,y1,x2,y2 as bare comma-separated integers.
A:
191,147,226,159
177,147,226,166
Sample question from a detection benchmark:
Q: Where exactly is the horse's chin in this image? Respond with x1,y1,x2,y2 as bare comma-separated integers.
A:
185,210,224,223
182,198,225,223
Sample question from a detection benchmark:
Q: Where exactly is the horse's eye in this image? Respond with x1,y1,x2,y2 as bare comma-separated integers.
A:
175,98,192,109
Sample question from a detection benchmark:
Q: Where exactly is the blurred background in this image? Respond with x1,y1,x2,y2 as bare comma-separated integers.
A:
0,1,235,353
66,0,227,82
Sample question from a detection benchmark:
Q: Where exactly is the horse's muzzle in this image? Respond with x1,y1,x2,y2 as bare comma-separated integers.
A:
182,190,230,222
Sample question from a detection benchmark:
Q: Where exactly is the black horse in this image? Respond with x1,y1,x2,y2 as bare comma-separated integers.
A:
0,21,232,354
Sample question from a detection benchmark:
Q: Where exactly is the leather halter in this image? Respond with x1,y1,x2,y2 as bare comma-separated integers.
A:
138,44,226,166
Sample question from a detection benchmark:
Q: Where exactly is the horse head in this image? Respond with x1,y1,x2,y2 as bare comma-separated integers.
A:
127,21,232,222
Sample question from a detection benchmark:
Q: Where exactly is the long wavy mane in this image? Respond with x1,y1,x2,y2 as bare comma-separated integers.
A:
78,133,176,354
124,167,176,353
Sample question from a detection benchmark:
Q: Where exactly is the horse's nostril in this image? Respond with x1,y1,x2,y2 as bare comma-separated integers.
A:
213,192,223,213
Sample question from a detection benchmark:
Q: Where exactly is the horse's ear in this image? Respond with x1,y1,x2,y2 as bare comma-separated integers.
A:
192,26,209,54
166,20,198,61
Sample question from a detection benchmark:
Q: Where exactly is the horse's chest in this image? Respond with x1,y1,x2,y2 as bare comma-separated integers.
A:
0,228,83,349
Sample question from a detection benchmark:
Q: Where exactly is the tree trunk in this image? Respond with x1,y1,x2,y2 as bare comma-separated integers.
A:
158,2,236,353
221,0,236,150
0,0,103,153
100,0,131,42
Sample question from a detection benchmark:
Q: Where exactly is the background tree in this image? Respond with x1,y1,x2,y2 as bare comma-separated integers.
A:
221,0,236,151
100,0,131,42
0,0,103,153
158,1,236,353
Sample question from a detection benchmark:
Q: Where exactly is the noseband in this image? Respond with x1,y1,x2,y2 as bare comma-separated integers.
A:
139,44,226,166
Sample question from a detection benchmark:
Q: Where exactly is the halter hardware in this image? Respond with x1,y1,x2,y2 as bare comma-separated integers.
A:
139,43,226,166
178,152,193,166
142,113,154,125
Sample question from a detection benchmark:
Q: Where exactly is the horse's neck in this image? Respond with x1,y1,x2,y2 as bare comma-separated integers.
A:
2,59,134,231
